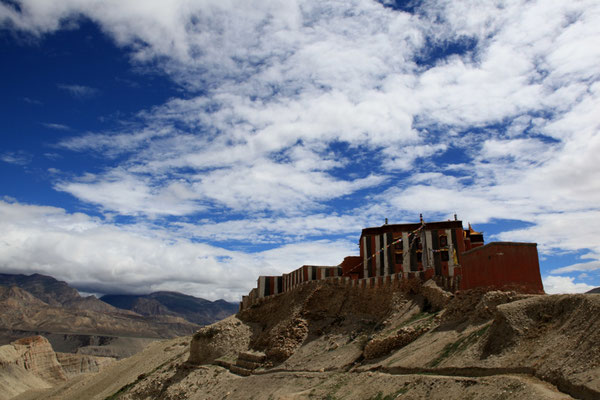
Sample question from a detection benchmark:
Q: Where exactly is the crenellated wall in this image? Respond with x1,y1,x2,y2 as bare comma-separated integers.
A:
239,269,460,311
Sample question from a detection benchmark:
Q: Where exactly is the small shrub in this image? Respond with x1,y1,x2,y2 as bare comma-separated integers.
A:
193,326,220,340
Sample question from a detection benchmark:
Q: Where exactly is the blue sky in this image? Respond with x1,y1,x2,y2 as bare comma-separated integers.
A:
1,0,599,300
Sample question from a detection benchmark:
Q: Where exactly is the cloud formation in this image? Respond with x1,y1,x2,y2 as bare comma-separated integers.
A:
542,275,595,295
0,151,32,165
0,200,354,300
1,0,599,297
57,83,99,98
42,123,70,131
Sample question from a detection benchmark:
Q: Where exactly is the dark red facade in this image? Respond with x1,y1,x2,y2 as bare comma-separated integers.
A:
358,220,466,280
356,219,544,294
460,242,544,294
339,256,362,279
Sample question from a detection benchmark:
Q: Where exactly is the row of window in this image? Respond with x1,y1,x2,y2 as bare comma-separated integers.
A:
394,250,450,265
392,235,449,250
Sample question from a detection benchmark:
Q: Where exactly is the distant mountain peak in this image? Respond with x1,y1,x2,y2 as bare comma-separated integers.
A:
101,292,238,325
0,272,238,327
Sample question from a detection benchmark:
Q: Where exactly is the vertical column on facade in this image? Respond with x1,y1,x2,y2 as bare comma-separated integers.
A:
293,269,296,289
382,234,389,276
402,231,410,276
446,228,455,276
363,236,369,279
386,233,394,275
425,230,433,271
258,276,266,298
375,234,381,277
420,230,428,270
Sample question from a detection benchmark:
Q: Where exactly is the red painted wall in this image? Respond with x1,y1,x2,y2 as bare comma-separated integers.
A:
460,242,544,294
339,256,361,278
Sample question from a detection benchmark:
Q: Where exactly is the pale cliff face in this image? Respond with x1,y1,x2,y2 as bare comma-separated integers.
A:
6,336,67,384
0,335,115,400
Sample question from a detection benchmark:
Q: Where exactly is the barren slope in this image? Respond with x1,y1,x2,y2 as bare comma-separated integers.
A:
14,280,599,400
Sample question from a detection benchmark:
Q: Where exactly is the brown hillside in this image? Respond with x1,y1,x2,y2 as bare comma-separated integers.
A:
12,281,600,400
0,285,199,339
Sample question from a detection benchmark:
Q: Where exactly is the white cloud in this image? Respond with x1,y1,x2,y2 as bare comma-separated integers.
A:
551,261,600,275
57,83,99,98
54,170,203,217
542,275,595,294
0,200,356,301
42,122,70,131
496,212,600,258
191,160,386,213
54,152,387,216
22,97,42,105
0,151,32,165
1,0,600,297
57,126,173,157
172,213,366,244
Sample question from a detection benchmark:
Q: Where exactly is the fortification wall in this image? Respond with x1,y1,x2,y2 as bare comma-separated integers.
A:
239,271,459,311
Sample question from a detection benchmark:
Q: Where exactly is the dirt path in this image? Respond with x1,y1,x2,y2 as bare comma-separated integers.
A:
370,366,593,399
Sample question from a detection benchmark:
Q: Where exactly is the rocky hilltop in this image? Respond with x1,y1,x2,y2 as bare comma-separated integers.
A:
0,273,119,312
13,279,600,400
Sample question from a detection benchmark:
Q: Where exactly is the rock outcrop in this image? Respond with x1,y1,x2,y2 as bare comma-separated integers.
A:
5,336,66,384
188,315,253,365
363,317,438,360
420,279,453,311
0,335,115,400
55,352,114,379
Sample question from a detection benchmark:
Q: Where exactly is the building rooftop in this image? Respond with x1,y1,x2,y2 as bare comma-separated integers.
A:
361,220,463,236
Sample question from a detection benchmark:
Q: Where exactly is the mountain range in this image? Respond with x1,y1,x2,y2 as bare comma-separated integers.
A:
100,291,238,325
0,273,237,358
